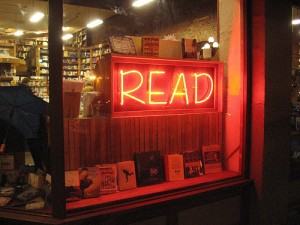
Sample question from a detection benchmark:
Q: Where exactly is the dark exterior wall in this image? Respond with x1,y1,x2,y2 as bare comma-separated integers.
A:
250,0,291,224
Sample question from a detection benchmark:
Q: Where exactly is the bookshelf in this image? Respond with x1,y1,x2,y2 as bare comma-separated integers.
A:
63,47,80,79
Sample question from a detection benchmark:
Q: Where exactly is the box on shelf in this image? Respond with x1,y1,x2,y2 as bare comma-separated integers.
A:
63,80,84,118
159,39,183,59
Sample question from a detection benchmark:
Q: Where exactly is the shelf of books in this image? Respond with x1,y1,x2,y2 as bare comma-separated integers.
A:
15,39,36,60
35,40,49,77
63,47,80,79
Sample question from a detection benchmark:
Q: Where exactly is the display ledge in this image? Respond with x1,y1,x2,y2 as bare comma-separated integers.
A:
67,170,240,212
0,173,252,225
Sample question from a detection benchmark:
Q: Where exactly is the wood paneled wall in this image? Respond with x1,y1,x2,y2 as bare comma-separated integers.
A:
64,113,222,170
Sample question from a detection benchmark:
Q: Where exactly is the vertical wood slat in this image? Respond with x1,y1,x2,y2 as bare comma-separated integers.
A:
63,120,70,170
64,113,221,170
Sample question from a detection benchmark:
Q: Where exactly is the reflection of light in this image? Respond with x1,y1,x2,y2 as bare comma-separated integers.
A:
292,19,300,25
194,73,214,104
62,34,73,40
14,30,24,36
132,0,155,7
62,26,70,31
89,75,96,80
30,12,45,23
170,73,189,105
87,19,103,28
120,70,145,105
149,71,167,105
208,36,215,43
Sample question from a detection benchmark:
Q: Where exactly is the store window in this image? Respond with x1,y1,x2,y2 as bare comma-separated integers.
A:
0,0,247,218
61,0,247,214
0,0,50,213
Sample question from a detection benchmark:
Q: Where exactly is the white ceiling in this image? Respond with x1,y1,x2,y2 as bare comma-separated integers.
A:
0,0,116,38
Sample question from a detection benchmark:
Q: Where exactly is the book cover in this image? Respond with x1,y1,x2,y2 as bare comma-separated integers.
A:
142,36,159,57
108,36,136,55
202,145,222,174
164,154,184,181
183,150,204,178
182,38,197,59
97,164,118,194
78,167,100,198
134,151,165,187
117,161,137,191
0,197,12,207
65,171,81,201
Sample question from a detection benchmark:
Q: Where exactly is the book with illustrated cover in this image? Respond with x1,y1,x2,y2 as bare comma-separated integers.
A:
182,38,197,59
164,154,184,181
78,167,100,198
108,36,136,55
97,164,118,194
134,151,165,187
183,150,204,178
117,161,137,191
65,171,81,201
202,145,222,174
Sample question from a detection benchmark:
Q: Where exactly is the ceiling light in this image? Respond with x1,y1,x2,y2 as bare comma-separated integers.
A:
62,26,70,31
30,12,45,23
87,19,103,28
62,34,73,40
292,19,300,25
132,0,155,7
14,30,24,36
35,31,43,35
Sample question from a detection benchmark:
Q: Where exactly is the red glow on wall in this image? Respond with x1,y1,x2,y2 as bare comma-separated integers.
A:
111,56,223,115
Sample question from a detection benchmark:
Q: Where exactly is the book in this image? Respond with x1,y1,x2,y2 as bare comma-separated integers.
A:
97,164,118,194
78,167,100,198
134,151,165,187
183,150,204,178
108,36,136,55
65,171,81,201
16,187,39,202
142,36,160,57
182,38,197,59
117,161,137,191
202,145,222,174
0,197,12,207
164,154,184,181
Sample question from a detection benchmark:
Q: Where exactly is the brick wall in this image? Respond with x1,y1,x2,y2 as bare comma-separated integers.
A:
91,0,217,44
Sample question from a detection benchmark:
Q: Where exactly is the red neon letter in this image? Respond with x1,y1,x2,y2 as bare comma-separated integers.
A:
149,71,167,105
194,73,214,104
120,70,145,105
170,73,189,105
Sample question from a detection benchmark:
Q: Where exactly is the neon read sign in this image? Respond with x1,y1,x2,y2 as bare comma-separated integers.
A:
110,56,222,114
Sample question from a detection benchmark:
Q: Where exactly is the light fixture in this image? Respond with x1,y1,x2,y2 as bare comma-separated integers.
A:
212,42,219,48
62,34,73,40
132,0,155,8
202,43,211,49
292,19,300,25
14,30,24,36
62,26,70,31
87,19,103,28
208,36,215,43
29,12,45,23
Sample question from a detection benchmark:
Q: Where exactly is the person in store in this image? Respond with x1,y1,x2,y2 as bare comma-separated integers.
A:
82,80,94,92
